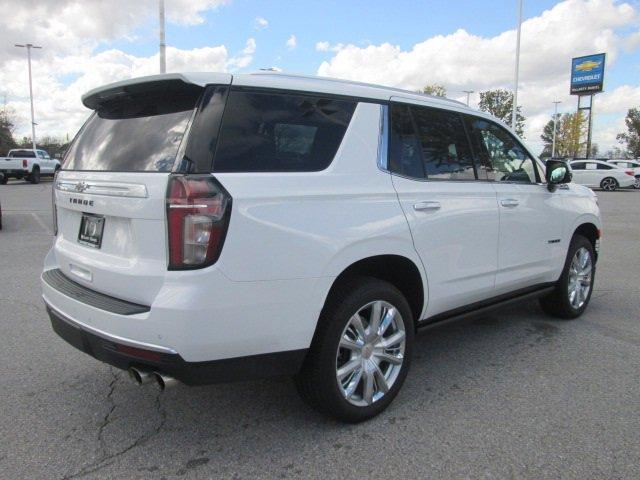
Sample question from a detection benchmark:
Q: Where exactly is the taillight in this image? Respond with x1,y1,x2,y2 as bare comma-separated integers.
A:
22,159,28,168
166,175,231,270
625,170,634,176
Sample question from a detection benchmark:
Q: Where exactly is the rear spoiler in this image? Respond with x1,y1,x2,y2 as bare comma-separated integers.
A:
81,72,232,110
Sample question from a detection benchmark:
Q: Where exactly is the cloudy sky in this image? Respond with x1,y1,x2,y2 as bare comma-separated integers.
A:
1,0,639,154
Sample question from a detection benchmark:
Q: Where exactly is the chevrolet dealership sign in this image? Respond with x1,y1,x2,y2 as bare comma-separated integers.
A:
570,53,606,95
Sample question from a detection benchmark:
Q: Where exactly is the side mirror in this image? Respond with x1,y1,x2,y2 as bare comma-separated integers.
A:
545,159,572,192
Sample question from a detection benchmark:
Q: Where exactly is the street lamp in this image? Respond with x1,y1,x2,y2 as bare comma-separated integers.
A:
511,0,523,131
159,0,166,73
552,100,562,158
14,43,42,151
462,90,474,107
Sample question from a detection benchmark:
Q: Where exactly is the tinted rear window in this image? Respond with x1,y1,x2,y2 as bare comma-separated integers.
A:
9,150,35,158
212,90,356,172
64,87,200,172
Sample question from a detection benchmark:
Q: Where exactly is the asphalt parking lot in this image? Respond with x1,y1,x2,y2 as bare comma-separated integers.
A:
0,179,639,479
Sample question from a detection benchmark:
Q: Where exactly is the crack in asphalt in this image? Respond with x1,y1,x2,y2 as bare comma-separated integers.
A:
96,370,119,455
60,372,168,480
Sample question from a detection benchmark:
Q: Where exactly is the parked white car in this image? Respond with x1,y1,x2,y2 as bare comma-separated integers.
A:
42,72,602,422
607,159,640,189
569,159,635,191
0,149,60,184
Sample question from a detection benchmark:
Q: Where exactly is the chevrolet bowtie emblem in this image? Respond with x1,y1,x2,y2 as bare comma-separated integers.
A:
75,182,89,193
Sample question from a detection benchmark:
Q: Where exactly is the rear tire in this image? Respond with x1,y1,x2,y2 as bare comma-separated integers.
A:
539,235,595,319
600,177,618,191
0,175,7,185
634,176,640,189
295,276,414,423
29,167,40,184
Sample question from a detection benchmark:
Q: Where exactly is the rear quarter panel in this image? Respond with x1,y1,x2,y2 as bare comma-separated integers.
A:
214,101,424,306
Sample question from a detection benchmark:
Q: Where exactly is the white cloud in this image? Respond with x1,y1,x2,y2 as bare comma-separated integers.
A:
227,38,257,69
315,41,343,52
254,17,269,29
317,0,640,152
286,35,297,50
3,40,255,139
242,38,257,55
0,0,229,61
596,85,640,114
0,0,249,141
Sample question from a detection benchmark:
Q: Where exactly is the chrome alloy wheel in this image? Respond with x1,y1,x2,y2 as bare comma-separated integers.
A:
601,178,617,191
568,247,593,309
634,177,640,189
336,300,406,407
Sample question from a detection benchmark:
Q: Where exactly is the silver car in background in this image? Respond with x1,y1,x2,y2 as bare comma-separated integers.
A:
607,159,640,189
570,159,636,191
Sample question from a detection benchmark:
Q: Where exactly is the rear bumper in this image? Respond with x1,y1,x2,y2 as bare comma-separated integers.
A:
41,263,321,383
620,178,636,188
46,302,307,385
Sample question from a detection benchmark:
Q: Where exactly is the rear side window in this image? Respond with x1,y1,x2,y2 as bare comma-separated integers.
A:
212,91,356,172
389,104,424,178
597,163,613,170
411,106,475,180
64,85,201,172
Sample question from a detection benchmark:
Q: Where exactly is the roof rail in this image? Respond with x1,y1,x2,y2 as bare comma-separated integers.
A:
249,71,467,107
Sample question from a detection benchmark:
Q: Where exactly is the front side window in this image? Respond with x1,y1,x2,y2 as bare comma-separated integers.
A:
212,91,356,172
467,117,537,183
571,162,586,170
410,106,475,180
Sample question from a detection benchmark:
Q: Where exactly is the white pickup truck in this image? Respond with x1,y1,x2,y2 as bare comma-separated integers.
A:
0,149,60,184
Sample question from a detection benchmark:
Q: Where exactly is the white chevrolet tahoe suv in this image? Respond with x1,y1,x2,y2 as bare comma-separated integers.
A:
42,72,602,422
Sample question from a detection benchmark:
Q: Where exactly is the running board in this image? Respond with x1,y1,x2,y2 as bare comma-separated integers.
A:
417,283,555,330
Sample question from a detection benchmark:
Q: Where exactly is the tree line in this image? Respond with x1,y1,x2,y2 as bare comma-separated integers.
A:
0,104,71,158
421,84,640,159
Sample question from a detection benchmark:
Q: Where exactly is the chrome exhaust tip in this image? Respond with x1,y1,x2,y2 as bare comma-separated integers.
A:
128,367,154,385
152,372,178,391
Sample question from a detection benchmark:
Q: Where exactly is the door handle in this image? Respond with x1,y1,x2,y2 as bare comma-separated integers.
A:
500,198,519,207
413,201,441,211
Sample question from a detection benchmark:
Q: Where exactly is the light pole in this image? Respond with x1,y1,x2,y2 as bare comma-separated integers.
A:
511,0,523,131
552,100,562,158
462,90,474,107
14,43,42,151
159,0,166,73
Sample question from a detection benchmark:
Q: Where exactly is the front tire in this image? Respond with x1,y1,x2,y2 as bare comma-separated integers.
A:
539,235,595,319
0,175,7,185
295,277,414,422
600,177,618,191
